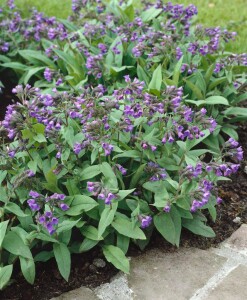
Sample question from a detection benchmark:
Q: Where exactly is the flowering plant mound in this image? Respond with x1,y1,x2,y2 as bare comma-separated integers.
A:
0,0,246,289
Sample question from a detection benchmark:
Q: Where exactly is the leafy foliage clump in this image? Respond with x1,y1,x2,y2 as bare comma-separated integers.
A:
0,0,246,288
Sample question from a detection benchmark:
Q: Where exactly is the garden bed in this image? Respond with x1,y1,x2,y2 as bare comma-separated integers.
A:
0,1,247,299
0,123,246,300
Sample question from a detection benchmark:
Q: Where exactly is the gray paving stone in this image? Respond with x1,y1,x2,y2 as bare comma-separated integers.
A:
223,224,247,255
128,248,226,300
206,265,247,300
94,272,133,300
50,287,97,300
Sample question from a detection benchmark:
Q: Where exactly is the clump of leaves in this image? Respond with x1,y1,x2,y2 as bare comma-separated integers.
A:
0,0,246,289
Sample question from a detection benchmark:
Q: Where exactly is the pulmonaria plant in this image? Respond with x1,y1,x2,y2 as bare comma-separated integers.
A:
1,80,243,246
0,0,246,289
27,191,69,234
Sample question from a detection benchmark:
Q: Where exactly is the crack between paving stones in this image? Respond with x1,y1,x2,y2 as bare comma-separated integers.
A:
189,259,239,300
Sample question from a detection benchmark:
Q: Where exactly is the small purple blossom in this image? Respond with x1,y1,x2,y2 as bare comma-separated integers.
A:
140,215,152,229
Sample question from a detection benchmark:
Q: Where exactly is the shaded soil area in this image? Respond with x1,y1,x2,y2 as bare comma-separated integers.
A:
0,71,18,120
0,86,247,299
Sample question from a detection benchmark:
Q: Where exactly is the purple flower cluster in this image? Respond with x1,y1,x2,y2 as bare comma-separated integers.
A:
37,211,58,235
27,191,69,234
87,181,117,205
72,0,105,15
146,162,166,182
2,104,23,139
0,6,68,52
224,138,243,161
190,179,213,212
44,68,54,82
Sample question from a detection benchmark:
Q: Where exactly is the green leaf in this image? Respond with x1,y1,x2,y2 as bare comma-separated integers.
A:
186,129,211,151
98,203,117,238
113,150,141,159
53,48,83,76
33,133,47,143
148,64,162,91
110,66,133,73
221,127,238,140
137,65,149,86
141,7,162,22
5,202,27,217
224,107,247,117
185,79,204,99
117,189,135,201
173,56,183,87
66,195,98,216
205,96,229,105
20,256,35,285
56,219,81,234
3,231,32,259
0,186,8,203
154,212,179,246
18,50,56,68
64,179,81,196
117,234,130,254
209,77,227,90
53,243,71,281
101,162,118,189
33,232,58,243
112,217,146,240
130,164,146,189
1,62,28,71
205,63,215,85
182,217,215,237
0,220,9,247
185,99,206,106
208,206,217,222
80,165,101,180
110,37,123,68
0,170,7,185
22,67,45,84
79,238,98,252
124,4,135,21
82,225,103,241
102,245,130,274
0,265,13,290
34,251,54,262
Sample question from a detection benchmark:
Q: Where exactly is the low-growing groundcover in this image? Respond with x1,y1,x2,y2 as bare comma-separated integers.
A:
0,0,247,298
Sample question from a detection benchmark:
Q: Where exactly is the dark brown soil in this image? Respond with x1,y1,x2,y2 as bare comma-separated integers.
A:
0,71,19,120
0,86,247,300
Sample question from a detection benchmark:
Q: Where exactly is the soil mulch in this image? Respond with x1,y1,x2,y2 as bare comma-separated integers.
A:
0,84,247,300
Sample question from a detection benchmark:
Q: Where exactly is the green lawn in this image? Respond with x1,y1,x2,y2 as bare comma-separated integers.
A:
1,0,246,52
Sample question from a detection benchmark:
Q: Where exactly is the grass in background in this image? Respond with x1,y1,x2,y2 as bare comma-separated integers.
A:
0,0,246,52
1,0,72,18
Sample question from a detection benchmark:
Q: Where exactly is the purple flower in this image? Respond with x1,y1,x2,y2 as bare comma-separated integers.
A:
116,164,127,175
140,216,152,228
216,197,223,205
60,203,69,211
102,143,114,156
105,192,116,205
73,142,83,155
50,193,66,200
44,68,53,82
29,190,40,198
26,170,35,177
27,199,40,211
163,204,171,213
56,78,63,86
